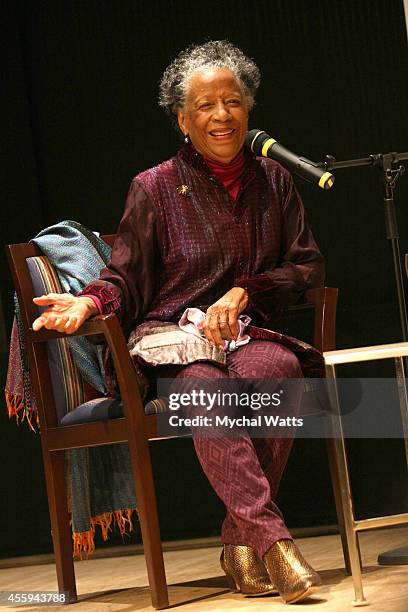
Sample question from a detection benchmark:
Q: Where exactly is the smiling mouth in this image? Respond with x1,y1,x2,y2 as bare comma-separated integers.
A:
209,128,235,137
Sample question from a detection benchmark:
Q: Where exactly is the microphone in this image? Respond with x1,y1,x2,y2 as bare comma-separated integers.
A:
246,129,334,190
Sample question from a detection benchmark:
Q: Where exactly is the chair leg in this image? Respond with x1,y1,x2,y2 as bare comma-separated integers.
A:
127,433,169,609
41,448,77,603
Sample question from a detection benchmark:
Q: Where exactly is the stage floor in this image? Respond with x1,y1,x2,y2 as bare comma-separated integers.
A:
1,526,407,611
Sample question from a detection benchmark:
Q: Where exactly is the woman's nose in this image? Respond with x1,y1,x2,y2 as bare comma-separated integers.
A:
213,102,230,121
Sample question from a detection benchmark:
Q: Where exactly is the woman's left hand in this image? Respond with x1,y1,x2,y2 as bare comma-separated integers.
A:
203,287,249,349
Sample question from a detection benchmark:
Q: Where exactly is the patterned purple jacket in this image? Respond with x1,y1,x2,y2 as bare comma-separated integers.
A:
81,144,324,343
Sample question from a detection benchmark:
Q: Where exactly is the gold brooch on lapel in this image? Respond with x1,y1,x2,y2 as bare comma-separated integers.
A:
176,184,190,197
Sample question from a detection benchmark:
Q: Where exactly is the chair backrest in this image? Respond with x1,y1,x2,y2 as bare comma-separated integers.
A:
7,235,115,429
29,254,86,422
7,243,82,428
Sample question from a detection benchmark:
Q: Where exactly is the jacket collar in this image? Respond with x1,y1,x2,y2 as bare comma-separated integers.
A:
177,142,260,191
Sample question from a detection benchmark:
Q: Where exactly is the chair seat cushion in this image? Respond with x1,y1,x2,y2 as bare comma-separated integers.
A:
59,395,170,426
60,397,124,425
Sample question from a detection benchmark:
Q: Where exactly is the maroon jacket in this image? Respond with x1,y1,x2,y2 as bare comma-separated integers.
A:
81,144,324,338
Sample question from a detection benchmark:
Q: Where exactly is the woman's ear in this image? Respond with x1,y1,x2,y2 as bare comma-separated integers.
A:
177,109,188,137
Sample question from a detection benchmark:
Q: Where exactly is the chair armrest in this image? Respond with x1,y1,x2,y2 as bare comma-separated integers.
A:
274,287,338,353
27,314,116,342
305,286,338,307
305,287,338,352
28,314,148,429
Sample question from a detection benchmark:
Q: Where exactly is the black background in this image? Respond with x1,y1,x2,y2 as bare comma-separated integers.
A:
2,0,408,557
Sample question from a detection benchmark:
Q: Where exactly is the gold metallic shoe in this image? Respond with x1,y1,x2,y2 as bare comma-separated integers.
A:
220,544,278,597
263,539,322,604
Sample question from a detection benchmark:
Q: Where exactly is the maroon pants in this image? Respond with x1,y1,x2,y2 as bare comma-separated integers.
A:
164,340,303,559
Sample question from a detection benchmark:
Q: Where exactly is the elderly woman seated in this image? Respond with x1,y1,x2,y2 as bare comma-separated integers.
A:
33,40,325,604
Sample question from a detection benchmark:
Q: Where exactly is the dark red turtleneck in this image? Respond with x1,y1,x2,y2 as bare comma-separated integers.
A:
204,149,245,200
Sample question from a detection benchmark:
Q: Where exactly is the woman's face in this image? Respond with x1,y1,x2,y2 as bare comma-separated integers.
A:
177,67,249,164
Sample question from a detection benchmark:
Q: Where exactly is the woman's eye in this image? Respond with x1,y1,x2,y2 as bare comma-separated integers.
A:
199,103,212,110
227,99,240,106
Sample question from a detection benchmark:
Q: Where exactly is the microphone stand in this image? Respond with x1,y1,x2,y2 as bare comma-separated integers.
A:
322,150,408,565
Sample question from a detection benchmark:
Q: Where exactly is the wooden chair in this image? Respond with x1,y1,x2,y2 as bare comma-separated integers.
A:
7,236,345,609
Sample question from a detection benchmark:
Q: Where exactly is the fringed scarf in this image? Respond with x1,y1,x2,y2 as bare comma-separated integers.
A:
5,220,137,557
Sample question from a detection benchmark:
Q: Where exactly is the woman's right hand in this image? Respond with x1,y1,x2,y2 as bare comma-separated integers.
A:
32,293,98,334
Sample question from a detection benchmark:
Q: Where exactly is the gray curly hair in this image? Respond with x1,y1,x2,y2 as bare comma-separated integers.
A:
159,40,261,114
